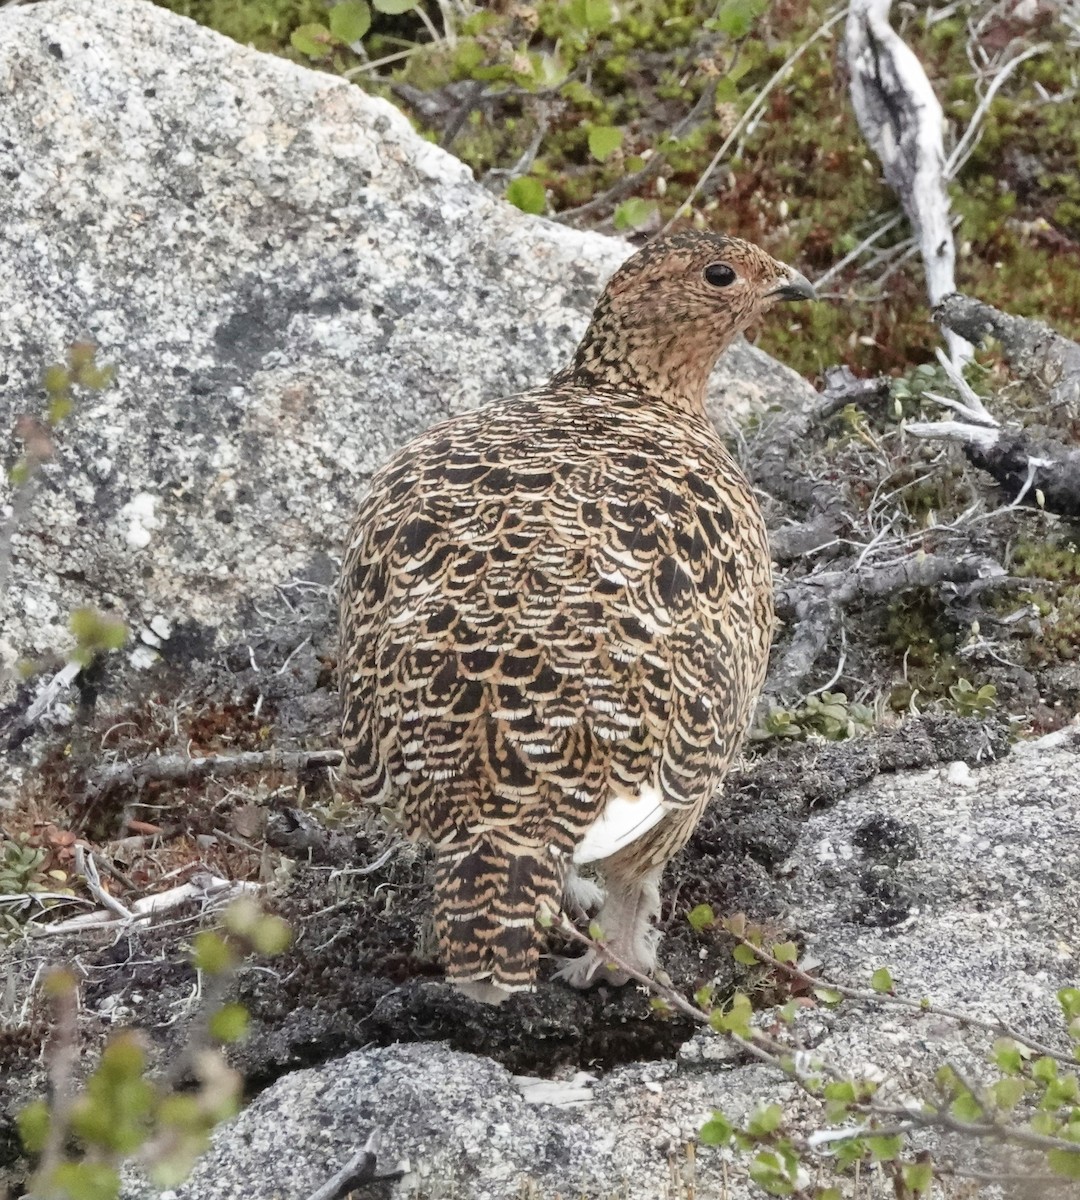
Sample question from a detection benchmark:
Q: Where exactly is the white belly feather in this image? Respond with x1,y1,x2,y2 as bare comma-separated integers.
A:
572,784,668,864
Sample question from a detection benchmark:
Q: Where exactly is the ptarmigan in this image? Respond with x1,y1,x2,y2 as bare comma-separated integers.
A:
340,231,815,1003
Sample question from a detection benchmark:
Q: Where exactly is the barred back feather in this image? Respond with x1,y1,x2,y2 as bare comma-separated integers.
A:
340,231,815,1002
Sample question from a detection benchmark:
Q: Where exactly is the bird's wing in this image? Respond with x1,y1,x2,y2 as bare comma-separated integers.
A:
339,393,770,863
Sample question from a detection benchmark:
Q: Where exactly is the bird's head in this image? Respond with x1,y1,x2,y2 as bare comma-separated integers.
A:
563,230,816,411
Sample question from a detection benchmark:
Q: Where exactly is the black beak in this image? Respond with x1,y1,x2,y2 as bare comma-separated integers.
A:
768,270,817,302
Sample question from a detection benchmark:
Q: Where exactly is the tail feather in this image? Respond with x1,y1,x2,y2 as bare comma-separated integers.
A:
434,836,565,1002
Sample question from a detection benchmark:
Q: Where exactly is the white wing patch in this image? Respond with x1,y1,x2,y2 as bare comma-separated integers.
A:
572,784,668,864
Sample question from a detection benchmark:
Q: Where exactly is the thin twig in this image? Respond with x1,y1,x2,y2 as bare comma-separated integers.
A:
667,6,847,227
946,43,1051,179
73,845,134,921
85,747,343,798
735,937,1079,1069
814,212,904,289
558,77,718,223
305,1129,402,1200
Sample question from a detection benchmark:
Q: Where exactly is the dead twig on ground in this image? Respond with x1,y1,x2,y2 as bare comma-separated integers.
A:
305,1128,405,1200
899,295,1080,518
768,551,1004,700
85,747,344,800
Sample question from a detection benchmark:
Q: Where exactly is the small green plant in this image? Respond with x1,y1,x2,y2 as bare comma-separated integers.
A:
290,0,416,60
946,677,997,717
505,175,547,215
0,837,50,896
7,343,114,491
19,899,291,1200
752,692,876,744
665,914,1080,1195
68,608,129,668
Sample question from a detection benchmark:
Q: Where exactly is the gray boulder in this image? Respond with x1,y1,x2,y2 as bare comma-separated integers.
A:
0,0,812,696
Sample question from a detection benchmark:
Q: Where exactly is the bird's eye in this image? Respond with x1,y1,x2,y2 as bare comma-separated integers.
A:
703,262,736,288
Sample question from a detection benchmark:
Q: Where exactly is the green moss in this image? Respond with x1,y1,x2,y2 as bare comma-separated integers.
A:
1013,541,1080,584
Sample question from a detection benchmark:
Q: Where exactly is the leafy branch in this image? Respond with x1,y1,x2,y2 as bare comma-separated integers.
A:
559,910,1080,1196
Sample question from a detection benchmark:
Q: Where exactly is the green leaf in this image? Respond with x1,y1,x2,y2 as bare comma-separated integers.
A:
41,1162,121,1200
815,1190,843,1200
950,1090,983,1122
330,1,372,41
865,1134,902,1161
210,1003,250,1043
566,0,612,32
1060,987,1080,1021
694,984,714,1010
993,1037,1024,1074
612,198,656,231
1032,1110,1061,1136
733,943,759,966
699,1111,733,1145
99,1030,146,1081
17,1099,50,1154
1042,1073,1080,1108
834,1137,864,1170
1033,1056,1059,1084
771,941,798,964
747,1146,798,1195
712,0,766,38
710,991,753,1037
1048,1149,1080,1179
871,967,894,993
192,930,236,975
813,986,843,1007
687,903,715,932
587,124,623,163
43,364,70,395
991,1076,1027,1111
290,22,335,57
901,1160,934,1193
373,0,416,11
505,176,546,215
251,914,292,956
746,1103,784,1136
69,607,128,665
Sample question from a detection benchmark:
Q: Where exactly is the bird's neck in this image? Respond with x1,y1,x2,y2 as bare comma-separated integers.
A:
552,312,732,417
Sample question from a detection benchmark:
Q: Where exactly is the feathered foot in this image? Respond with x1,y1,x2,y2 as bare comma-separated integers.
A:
554,866,662,990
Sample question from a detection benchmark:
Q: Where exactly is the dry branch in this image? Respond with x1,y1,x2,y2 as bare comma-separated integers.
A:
84,747,343,799
935,293,1080,419
903,295,1080,517
846,0,970,362
305,1129,404,1200
767,551,1004,701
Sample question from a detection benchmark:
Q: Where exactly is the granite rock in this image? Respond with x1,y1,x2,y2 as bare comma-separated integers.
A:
0,0,812,698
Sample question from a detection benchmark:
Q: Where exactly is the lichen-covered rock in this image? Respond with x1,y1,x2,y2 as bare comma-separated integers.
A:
0,0,812,697
113,738,1080,1200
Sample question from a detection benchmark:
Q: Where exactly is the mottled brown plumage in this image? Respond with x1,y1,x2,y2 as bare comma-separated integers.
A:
340,231,815,1003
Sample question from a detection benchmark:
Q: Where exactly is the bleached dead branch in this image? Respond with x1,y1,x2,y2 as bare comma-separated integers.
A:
846,0,971,364
899,294,1080,519
31,873,258,937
